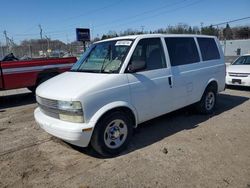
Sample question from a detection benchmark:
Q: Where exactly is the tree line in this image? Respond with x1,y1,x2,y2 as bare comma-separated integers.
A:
1,23,249,59
99,23,250,41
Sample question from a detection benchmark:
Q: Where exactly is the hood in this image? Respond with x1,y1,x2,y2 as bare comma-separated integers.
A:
36,72,114,101
227,65,250,74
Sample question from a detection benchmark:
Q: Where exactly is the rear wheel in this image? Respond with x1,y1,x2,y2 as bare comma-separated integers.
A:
91,111,133,157
196,85,217,114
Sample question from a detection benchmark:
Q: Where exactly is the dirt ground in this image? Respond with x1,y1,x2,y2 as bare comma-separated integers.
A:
0,87,250,188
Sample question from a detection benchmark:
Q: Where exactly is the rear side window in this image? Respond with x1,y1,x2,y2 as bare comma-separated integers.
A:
197,38,220,61
165,37,200,66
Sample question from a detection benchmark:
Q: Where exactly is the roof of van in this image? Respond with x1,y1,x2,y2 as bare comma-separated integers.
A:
96,34,217,43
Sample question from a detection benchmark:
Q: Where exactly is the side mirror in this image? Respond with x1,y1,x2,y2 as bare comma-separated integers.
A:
128,60,146,73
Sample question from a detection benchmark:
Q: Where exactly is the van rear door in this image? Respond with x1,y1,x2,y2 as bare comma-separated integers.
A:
164,37,201,109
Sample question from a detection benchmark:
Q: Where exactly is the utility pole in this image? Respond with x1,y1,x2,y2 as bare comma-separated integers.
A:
0,41,4,58
66,34,72,55
38,24,43,39
3,30,10,53
217,25,219,38
29,43,32,58
89,22,93,41
38,24,44,56
45,35,50,50
200,22,204,34
141,26,145,33
3,30,8,47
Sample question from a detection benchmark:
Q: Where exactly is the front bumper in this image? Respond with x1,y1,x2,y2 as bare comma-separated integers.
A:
225,75,250,87
34,108,95,147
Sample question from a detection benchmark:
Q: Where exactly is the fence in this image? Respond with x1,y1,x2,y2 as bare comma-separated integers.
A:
0,41,91,60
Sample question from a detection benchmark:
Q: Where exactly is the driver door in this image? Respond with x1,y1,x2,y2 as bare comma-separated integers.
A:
126,38,173,123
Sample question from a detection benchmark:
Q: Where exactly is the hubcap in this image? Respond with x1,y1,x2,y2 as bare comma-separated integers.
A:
104,119,128,149
205,91,215,111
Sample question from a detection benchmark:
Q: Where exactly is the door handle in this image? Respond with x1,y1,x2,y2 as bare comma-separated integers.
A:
168,76,173,88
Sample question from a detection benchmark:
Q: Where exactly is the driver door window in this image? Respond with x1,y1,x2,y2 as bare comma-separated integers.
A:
130,38,166,71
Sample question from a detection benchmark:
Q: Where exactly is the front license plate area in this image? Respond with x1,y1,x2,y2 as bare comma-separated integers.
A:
232,79,241,84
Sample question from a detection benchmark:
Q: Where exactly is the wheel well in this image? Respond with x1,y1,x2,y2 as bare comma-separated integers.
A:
206,80,218,93
96,107,136,128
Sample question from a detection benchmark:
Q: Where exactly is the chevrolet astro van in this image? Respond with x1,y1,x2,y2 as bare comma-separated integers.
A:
34,34,225,156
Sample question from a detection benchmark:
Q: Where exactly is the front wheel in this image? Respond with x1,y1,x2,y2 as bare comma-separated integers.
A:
91,111,133,157
196,85,217,114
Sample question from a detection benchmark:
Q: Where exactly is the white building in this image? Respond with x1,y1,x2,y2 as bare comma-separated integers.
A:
220,39,250,56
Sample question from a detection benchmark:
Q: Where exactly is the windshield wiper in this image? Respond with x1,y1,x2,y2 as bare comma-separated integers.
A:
79,70,100,73
70,69,99,73
100,45,111,73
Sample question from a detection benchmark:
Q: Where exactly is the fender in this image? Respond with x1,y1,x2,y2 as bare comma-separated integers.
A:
200,78,218,100
88,101,138,128
206,78,218,89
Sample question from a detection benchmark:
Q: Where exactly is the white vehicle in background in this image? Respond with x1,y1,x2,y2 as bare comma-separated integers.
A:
34,34,225,156
226,54,250,87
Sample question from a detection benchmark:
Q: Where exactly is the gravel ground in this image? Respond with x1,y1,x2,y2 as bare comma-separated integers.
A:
0,87,250,188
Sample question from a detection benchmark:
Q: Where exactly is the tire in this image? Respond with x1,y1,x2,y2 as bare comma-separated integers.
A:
196,85,217,114
91,111,133,157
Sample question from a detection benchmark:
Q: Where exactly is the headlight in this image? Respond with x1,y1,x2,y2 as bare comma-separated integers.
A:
58,101,82,110
37,96,84,123
57,101,84,123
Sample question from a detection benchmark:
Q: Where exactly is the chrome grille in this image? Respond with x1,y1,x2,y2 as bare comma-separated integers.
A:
228,72,250,77
39,104,59,119
36,96,83,121
36,96,58,109
36,96,59,119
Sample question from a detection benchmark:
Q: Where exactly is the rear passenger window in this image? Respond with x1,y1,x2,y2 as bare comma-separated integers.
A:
197,38,220,61
165,37,200,66
130,38,166,71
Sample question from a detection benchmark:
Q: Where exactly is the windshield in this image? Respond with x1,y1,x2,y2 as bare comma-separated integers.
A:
232,56,250,65
71,40,133,73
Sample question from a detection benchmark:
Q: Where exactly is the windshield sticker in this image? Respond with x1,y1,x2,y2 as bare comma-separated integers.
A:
115,41,132,46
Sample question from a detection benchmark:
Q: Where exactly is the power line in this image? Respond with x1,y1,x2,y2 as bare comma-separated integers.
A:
9,0,124,37
4,0,191,39
94,0,203,32
42,0,125,32
48,0,201,40
31,0,188,36
210,16,250,27
4,2,250,42
61,0,124,22
44,0,197,37
92,0,188,30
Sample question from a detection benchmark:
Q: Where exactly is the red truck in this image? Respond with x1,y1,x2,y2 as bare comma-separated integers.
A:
0,56,77,92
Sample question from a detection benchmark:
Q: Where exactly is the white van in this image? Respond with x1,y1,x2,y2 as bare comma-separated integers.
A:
34,34,225,156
